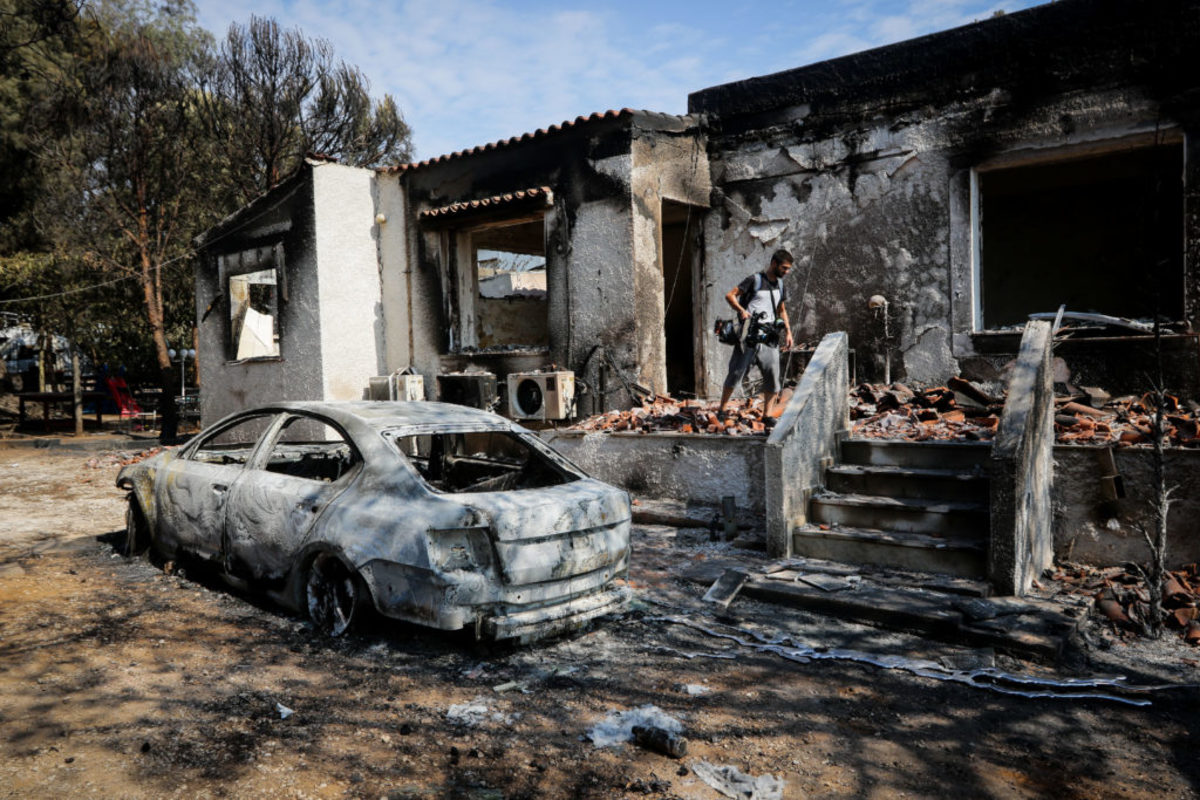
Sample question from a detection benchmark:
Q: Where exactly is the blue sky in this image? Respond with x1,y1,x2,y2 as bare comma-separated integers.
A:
191,0,1045,162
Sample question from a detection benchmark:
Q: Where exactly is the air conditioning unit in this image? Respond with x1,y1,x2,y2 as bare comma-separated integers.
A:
507,371,575,420
368,370,425,401
437,372,498,410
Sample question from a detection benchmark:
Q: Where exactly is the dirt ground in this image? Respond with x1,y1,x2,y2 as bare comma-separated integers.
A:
1,447,1198,800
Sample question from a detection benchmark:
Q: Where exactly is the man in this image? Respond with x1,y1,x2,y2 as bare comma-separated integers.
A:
718,248,795,417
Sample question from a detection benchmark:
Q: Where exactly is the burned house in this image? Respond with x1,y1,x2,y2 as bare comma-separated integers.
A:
196,112,710,424
691,0,1200,395
195,0,1200,587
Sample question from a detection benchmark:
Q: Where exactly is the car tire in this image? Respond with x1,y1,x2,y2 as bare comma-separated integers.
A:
123,496,150,557
305,553,361,637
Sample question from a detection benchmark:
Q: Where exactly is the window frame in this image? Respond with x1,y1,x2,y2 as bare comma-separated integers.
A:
219,241,287,363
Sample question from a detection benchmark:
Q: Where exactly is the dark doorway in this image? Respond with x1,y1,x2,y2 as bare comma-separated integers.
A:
662,201,700,397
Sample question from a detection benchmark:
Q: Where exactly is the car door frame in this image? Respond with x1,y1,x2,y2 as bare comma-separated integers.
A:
221,411,364,583
156,411,285,561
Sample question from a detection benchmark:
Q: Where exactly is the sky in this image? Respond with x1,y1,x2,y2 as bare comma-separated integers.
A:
191,0,1045,163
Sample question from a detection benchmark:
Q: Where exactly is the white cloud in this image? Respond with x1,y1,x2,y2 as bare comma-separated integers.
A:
191,0,1048,162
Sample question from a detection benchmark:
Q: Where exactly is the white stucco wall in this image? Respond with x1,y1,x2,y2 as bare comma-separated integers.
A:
376,172,414,378
312,163,385,401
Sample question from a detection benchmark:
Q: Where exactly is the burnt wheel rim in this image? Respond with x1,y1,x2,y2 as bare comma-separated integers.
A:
306,554,358,636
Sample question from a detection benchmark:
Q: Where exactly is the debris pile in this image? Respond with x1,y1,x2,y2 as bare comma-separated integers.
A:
850,377,1002,441
852,380,1200,448
1054,392,1200,447
84,447,167,469
1048,561,1200,644
571,394,786,436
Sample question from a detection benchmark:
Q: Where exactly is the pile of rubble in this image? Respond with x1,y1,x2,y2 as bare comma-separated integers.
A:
570,394,786,436
1048,561,1200,644
1055,392,1200,447
850,378,1002,441
851,380,1200,448
84,447,168,469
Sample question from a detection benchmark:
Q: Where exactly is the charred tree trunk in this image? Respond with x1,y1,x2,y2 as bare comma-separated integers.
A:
138,208,178,442
72,347,83,436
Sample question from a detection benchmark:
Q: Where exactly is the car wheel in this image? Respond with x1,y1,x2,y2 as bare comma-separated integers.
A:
305,553,361,636
123,496,150,557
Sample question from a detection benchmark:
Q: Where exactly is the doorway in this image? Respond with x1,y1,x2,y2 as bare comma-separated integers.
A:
661,200,701,397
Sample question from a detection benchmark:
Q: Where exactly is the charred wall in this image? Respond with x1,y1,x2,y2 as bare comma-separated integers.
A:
691,0,1200,395
401,114,707,413
194,167,327,424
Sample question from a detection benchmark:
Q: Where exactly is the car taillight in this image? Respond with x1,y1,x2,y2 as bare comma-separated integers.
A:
427,526,494,572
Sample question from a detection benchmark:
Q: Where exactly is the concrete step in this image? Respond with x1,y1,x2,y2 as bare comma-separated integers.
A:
826,463,989,503
809,493,989,537
841,438,991,470
792,524,987,577
683,560,1083,661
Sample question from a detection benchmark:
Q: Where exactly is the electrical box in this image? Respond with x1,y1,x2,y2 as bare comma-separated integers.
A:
368,370,425,401
507,371,575,420
437,372,498,410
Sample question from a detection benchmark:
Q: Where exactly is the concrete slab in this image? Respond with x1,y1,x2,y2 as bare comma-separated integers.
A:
682,560,1081,661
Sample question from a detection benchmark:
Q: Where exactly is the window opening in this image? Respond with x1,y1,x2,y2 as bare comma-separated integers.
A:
978,143,1183,329
470,216,547,348
188,413,277,465
389,430,576,493
223,244,283,360
263,416,359,483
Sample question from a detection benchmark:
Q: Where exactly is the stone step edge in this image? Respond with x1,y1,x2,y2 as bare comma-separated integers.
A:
792,525,986,552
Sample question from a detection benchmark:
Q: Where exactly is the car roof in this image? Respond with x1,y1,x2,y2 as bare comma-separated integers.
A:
256,401,516,433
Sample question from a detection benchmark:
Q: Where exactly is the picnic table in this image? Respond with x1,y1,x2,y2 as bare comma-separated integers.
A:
16,390,109,431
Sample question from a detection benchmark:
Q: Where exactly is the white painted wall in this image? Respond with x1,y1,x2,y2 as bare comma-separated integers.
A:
312,163,386,401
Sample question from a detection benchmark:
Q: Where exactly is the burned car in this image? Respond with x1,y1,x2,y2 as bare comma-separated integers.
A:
117,401,632,642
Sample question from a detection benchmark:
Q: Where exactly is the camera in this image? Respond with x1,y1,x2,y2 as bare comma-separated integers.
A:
745,311,785,346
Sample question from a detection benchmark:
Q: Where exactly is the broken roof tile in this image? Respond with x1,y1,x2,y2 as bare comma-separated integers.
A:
419,186,554,221
381,109,696,174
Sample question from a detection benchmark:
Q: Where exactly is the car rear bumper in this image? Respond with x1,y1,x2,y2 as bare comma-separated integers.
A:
482,585,632,643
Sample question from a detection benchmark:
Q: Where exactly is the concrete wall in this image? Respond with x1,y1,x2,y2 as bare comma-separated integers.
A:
630,119,711,394
312,163,386,401
540,429,765,513
1053,446,1200,566
376,172,415,379
691,0,1200,392
195,170,326,424
765,332,850,557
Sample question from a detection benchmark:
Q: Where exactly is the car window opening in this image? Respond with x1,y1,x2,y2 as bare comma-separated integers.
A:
264,417,360,483
391,431,576,493
189,414,277,466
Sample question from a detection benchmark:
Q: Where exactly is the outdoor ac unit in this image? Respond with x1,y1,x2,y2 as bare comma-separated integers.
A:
507,371,575,421
437,372,498,410
368,370,425,401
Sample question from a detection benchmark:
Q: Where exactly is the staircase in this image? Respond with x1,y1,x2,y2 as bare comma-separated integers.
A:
792,438,992,578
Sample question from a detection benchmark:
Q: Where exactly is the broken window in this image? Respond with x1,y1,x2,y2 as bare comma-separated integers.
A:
188,413,278,465
388,429,576,493
466,216,548,349
222,244,284,360
977,142,1184,329
263,415,360,483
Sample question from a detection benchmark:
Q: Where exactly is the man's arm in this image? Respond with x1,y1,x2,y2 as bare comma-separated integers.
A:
777,298,794,349
725,286,749,320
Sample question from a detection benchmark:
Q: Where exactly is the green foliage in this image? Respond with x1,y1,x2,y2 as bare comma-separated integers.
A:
0,1,413,388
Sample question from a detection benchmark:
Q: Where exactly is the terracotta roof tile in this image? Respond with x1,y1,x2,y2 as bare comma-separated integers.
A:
419,186,554,220
381,109,639,174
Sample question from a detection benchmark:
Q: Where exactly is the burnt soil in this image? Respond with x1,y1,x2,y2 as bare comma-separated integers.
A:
1,448,1198,800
